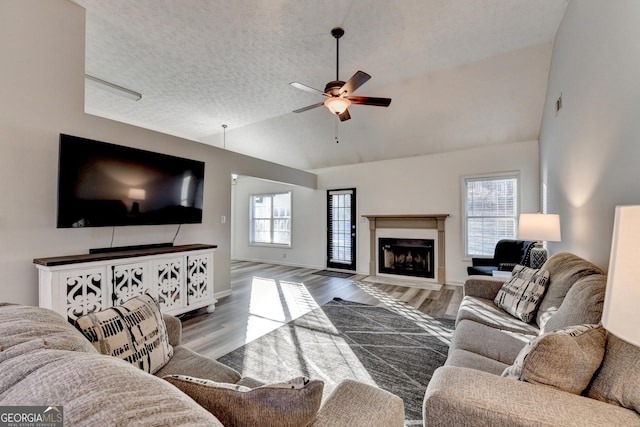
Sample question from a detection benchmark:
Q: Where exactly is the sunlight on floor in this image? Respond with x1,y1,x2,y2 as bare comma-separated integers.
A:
353,280,453,346
242,276,376,386
245,276,320,343
239,303,377,388
249,277,287,322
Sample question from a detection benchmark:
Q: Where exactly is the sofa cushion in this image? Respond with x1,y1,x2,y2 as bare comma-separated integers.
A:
0,304,97,354
542,274,607,333
425,366,640,427
587,333,640,414
154,345,241,383
0,348,222,426
75,293,173,374
236,376,267,389
502,324,606,395
310,379,405,427
165,375,323,427
535,252,604,330
462,276,507,300
445,349,509,376
449,319,532,365
456,296,540,335
494,265,549,323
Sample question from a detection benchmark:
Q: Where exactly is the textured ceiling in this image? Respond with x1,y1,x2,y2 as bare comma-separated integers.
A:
74,0,568,170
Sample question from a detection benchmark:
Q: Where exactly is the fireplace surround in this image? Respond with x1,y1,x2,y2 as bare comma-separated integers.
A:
363,214,448,285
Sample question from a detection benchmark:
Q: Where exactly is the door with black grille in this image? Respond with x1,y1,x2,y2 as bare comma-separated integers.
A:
327,188,356,271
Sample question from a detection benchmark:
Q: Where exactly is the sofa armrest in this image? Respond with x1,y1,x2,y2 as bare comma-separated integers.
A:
470,257,496,267
463,276,506,299
311,379,404,427
424,366,640,427
163,314,182,346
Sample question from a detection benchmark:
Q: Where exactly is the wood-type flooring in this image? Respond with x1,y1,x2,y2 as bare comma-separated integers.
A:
181,261,463,360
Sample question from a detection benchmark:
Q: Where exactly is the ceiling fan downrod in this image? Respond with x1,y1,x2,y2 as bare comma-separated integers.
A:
331,27,344,82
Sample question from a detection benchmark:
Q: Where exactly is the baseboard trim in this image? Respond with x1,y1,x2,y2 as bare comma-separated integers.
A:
231,257,325,271
214,289,233,299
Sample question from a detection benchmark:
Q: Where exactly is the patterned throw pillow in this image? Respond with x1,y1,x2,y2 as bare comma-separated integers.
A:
76,293,173,374
164,375,323,427
502,324,606,395
494,265,550,322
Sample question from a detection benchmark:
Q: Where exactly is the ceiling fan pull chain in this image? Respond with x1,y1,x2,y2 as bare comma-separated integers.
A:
335,116,339,143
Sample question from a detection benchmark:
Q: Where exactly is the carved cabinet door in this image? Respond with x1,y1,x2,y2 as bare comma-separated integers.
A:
152,256,185,312
108,261,151,306
186,253,213,305
61,267,108,322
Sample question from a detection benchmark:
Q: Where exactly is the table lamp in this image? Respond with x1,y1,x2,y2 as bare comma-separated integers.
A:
602,205,640,346
518,213,561,269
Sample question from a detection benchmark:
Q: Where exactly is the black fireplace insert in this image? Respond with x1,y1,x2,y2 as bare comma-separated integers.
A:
378,238,435,279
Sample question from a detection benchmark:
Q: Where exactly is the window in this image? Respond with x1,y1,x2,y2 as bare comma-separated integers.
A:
464,173,519,257
250,192,291,246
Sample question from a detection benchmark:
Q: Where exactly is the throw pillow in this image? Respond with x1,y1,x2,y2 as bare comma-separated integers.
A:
75,293,173,374
164,375,324,427
494,265,550,322
586,333,640,413
502,324,606,395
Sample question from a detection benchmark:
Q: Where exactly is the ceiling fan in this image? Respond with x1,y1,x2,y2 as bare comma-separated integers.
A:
290,27,392,122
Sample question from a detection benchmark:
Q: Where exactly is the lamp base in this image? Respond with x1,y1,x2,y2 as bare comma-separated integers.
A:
529,245,548,269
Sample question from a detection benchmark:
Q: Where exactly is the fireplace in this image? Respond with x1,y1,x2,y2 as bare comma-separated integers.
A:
363,214,448,285
378,238,435,279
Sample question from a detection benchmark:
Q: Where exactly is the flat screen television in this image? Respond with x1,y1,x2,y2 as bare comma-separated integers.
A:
57,134,205,228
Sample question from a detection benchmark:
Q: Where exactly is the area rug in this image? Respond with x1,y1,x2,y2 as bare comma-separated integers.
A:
217,298,455,425
312,270,354,278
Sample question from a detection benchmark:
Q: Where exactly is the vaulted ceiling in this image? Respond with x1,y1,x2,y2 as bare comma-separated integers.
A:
74,0,568,170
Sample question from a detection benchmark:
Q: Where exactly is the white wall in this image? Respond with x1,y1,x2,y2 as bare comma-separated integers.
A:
0,0,315,306
232,177,325,268
539,0,640,269
232,140,540,284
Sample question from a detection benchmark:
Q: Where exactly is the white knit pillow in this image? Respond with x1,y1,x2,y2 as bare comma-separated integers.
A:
494,265,550,322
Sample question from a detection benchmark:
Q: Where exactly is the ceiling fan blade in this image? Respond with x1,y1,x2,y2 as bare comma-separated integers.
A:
338,109,351,122
347,96,392,107
290,82,327,97
292,101,325,113
339,71,371,96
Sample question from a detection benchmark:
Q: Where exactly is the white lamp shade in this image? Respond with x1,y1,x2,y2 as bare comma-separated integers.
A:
518,213,561,242
128,188,146,200
602,205,640,346
324,97,351,115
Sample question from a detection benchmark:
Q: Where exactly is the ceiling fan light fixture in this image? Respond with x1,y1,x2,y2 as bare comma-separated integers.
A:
290,27,391,122
324,97,351,115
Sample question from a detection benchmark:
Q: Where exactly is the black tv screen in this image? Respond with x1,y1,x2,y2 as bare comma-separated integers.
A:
57,134,205,228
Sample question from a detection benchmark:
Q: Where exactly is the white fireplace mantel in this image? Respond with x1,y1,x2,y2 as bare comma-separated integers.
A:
362,214,449,285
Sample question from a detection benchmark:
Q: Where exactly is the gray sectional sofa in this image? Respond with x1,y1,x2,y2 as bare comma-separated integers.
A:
0,303,404,426
424,252,640,426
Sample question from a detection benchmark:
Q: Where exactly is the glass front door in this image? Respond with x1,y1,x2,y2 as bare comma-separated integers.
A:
327,188,356,271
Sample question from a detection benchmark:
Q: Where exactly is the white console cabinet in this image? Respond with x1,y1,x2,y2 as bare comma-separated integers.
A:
34,244,217,322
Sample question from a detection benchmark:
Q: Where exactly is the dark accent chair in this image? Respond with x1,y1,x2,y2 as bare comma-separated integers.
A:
467,239,535,276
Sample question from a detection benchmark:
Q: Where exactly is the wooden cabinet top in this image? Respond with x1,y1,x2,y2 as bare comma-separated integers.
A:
33,244,217,267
